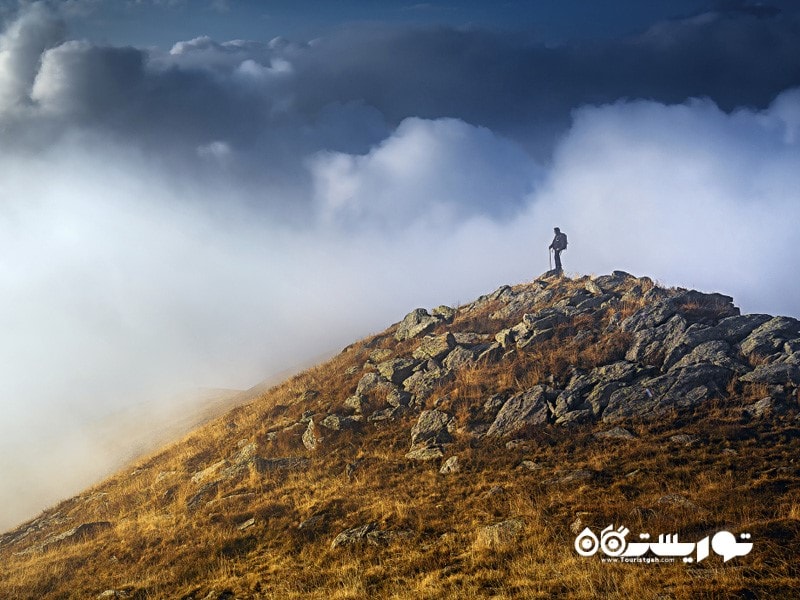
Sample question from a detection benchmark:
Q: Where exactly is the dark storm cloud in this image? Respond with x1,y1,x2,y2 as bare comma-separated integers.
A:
3,3,800,177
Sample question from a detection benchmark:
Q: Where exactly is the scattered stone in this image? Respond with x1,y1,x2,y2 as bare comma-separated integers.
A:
557,469,593,484
237,518,255,531
413,332,456,361
331,522,377,549
487,386,552,436
656,494,697,509
298,514,325,531
321,414,358,431
386,388,412,408
743,397,781,419
431,305,457,322
740,363,800,385
443,346,478,370
191,460,227,484
669,434,697,445
44,521,113,549
505,439,529,450
252,457,309,473
594,427,636,440
518,460,543,471
302,420,320,451
475,519,525,549
410,409,453,448
97,591,131,599
343,394,367,412
356,372,394,397
395,308,442,341
405,446,445,461
330,523,411,549
439,456,461,474
368,407,399,423
368,349,393,363
377,358,417,385
187,482,219,510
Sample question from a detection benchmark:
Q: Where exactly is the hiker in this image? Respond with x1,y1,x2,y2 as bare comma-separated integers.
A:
549,227,568,274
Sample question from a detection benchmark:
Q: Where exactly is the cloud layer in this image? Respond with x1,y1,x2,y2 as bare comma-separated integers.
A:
1,2,800,529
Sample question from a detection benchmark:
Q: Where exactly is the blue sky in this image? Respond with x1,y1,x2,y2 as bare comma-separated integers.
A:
58,0,748,47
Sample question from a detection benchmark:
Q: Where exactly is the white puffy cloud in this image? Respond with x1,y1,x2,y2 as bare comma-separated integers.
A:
310,117,540,228
0,1,63,112
528,89,800,316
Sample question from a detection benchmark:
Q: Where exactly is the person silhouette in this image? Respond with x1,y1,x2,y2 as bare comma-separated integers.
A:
549,227,568,274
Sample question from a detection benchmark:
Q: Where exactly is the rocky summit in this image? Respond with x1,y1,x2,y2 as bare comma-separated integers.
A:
2,272,800,599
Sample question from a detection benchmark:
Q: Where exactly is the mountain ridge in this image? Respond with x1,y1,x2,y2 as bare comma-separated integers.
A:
2,271,799,599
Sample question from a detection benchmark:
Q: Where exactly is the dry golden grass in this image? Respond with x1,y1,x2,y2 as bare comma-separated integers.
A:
1,275,798,599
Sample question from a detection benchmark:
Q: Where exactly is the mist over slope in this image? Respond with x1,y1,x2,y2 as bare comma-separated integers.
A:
1,271,798,599
1,2,800,532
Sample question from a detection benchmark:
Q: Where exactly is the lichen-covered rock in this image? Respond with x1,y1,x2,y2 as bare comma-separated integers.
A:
405,445,445,461
603,364,733,422
395,308,442,341
302,420,320,450
412,333,456,361
431,305,457,322
439,456,461,474
443,345,478,370
320,414,359,431
377,358,417,385
739,317,800,358
355,372,394,397
739,362,800,385
410,409,453,448
487,386,552,436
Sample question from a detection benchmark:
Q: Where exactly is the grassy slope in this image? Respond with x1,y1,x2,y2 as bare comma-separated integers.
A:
1,275,799,599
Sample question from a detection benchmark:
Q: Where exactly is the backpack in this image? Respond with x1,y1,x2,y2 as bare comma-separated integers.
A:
556,232,568,251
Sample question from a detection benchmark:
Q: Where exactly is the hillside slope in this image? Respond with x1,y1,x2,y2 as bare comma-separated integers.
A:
2,272,799,599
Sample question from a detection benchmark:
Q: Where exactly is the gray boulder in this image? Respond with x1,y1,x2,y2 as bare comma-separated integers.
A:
487,386,552,436
443,346,478,370
410,409,453,448
412,333,456,361
431,305,457,322
743,397,782,419
356,372,394,397
621,289,738,334
377,358,417,385
594,427,636,440
386,388,412,408
395,308,442,341
671,340,743,371
603,364,733,422
739,316,800,358
405,446,445,461
320,414,359,431
302,420,320,450
715,314,773,343
439,456,461,474
330,522,376,549
402,365,453,401
739,362,800,385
